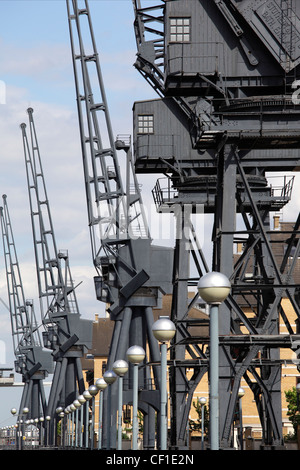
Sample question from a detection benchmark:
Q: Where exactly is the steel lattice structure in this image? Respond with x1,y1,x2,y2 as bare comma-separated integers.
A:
0,195,53,426
66,0,174,449
20,107,93,443
132,0,300,449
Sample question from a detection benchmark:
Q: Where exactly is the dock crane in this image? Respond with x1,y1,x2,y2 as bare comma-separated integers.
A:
66,0,173,448
131,0,300,449
132,0,212,449
20,107,93,443
0,195,53,433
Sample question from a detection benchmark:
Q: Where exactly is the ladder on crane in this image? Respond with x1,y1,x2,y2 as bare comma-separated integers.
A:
0,195,53,439
20,107,93,444
66,0,174,449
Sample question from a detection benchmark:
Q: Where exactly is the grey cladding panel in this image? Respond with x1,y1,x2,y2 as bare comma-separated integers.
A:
165,0,280,81
133,98,200,161
233,0,300,71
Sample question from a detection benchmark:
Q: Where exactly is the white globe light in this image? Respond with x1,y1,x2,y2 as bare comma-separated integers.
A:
152,317,176,342
88,384,99,396
77,394,86,405
103,370,117,385
126,345,145,364
198,397,207,405
198,272,231,304
95,377,108,391
83,390,92,401
113,359,129,377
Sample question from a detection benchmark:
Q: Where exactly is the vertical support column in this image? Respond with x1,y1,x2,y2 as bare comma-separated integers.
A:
209,304,220,450
160,341,168,450
213,145,237,448
170,205,190,449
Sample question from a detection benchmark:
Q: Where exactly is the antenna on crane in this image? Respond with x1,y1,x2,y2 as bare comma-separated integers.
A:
20,107,93,444
0,194,53,437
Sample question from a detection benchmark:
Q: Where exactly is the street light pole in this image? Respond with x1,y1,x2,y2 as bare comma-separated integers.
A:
198,271,231,451
73,399,81,448
103,370,117,450
113,360,129,450
238,387,245,450
127,345,145,450
152,317,176,450
88,384,99,450
77,394,86,448
198,397,207,450
95,377,107,450
45,416,51,446
83,389,92,448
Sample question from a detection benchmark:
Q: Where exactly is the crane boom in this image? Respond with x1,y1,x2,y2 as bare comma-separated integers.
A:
21,108,80,329
0,194,53,424
0,195,41,357
67,0,153,315
67,0,173,449
20,107,92,435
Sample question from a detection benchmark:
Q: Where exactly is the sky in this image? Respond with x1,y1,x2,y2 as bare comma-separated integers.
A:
0,0,299,430
0,0,162,428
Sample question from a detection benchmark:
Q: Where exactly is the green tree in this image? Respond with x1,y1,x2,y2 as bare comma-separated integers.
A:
285,387,300,437
189,400,209,437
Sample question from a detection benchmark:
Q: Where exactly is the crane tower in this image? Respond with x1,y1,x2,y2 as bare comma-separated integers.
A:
20,107,93,443
0,195,53,432
66,0,174,448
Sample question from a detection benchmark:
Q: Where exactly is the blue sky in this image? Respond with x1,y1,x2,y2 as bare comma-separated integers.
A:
0,0,299,431
0,0,159,428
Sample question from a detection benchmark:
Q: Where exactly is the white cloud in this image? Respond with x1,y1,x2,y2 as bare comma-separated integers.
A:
0,40,71,81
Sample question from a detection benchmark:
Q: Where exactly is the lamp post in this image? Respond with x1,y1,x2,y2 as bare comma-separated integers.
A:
45,416,51,446
70,404,76,447
20,407,29,450
10,408,17,449
126,345,145,450
56,407,64,447
77,394,86,448
72,399,81,448
198,397,207,450
39,416,44,446
152,317,176,450
64,407,70,447
95,377,107,450
88,384,99,450
83,389,92,448
198,271,231,450
103,370,117,449
238,387,245,450
113,359,129,450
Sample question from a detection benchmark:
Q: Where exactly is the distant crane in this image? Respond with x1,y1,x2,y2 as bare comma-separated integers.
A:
0,194,53,430
20,107,93,443
66,0,173,448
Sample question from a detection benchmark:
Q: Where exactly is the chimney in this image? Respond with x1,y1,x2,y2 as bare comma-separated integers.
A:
273,215,280,230
236,242,243,254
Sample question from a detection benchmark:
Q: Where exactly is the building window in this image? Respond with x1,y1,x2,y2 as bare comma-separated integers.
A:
137,114,154,134
170,17,190,43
